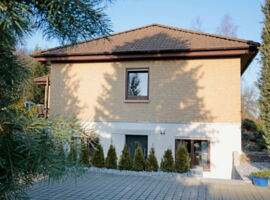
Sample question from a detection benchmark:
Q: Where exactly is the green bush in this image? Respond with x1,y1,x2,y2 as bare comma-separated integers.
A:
242,119,258,132
133,145,146,171
175,145,190,173
80,140,89,166
146,148,158,171
92,143,105,168
105,144,118,169
68,141,78,163
160,149,174,172
88,137,99,166
250,169,270,178
119,144,133,170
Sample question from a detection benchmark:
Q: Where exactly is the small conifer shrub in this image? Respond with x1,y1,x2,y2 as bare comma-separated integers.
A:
146,147,158,171
80,140,90,166
67,141,78,163
92,143,105,168
133,145,146,171
175,145,190,173
160,149,174,172
119,144,133,170
105,144,118,169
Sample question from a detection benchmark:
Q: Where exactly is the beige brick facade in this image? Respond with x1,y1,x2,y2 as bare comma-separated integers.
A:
49,58,241,123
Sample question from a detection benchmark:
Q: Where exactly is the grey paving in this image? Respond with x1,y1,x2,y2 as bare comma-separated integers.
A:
28,171,270,200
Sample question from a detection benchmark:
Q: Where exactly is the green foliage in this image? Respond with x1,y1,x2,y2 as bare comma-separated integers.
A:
88,137,100,166
175,145,190,173
105,144,117,169
146,148,158,172
119,144,133,170
0,40,28,109
9,101,39,118
133,145,146,171
80,140,90,166
250,169,270,178
160,149,175,172
0,0,112,45
68,141,79,163
0,1,112,199
18,52,50,104
92,143,105,168
242,118,266,150
0,110,89,199
259,0,270,153
242,118,258,133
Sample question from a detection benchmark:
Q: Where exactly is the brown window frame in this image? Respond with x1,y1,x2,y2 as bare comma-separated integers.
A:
175,139,210,171
125,68,149,100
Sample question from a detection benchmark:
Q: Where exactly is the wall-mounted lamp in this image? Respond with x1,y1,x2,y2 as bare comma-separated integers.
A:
160,128,166,135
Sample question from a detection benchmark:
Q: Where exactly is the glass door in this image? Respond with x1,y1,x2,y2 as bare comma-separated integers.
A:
175,139,210,170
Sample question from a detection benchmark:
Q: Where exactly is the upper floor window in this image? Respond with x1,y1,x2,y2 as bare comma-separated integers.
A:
126,68,149,100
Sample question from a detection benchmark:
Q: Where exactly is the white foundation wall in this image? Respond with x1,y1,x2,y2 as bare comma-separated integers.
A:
83,121,241,179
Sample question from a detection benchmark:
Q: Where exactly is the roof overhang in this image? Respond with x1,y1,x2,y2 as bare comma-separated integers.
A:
33,47,259,75
34,75,50,85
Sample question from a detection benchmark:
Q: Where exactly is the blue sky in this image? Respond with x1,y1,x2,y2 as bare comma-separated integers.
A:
25,0,265,88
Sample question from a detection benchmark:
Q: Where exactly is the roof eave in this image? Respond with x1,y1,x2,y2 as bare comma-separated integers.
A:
33,48,252,64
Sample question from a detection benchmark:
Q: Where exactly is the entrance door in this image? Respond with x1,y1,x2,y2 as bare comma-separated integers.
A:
126,135,148,159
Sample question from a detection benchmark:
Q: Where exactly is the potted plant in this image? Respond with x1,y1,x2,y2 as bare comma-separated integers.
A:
250,169,270,187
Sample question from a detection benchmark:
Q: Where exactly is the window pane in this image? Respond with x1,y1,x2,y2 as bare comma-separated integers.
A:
194,140,209,168
128,71,148,96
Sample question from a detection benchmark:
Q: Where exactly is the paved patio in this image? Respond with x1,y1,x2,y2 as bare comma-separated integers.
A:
28,171,270,200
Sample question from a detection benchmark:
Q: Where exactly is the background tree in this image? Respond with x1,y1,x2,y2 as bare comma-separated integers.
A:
216,14,238,37
258,0,270,152
191,16,203,32
105,144,118,169
0,0,112,199
119,144,133,170
17,48,50,104
241,84,259,120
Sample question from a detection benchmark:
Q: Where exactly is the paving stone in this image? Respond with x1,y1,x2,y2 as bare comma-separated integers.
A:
28,171,270,200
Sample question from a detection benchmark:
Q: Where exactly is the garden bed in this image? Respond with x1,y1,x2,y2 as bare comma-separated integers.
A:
87,167,200,178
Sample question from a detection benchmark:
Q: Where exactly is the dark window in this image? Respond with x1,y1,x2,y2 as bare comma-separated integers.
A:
175,139,210,171
126,135,148,159
126,69,149,100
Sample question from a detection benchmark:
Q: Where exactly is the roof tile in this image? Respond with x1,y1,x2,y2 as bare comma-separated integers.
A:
35,24,258,56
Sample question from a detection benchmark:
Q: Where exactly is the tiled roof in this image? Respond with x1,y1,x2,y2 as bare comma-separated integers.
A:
33,24,259,56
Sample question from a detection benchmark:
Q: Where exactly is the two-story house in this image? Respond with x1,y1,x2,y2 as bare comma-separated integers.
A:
33,24,259,179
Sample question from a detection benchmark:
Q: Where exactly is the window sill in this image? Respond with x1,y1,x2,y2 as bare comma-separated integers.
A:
124,99,150,103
